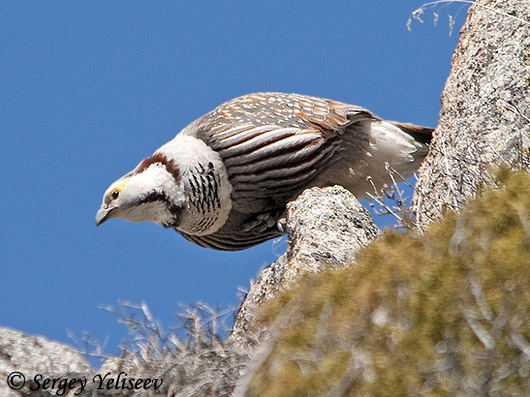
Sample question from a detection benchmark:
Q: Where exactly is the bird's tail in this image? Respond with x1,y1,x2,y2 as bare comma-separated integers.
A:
389,121,434,146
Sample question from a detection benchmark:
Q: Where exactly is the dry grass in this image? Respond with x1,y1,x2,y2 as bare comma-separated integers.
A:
407,1,530,35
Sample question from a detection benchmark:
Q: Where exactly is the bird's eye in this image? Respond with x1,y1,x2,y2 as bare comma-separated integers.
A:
110,189,120,200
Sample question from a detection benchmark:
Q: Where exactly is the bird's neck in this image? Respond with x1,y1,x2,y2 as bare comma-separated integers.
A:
159,134,233,236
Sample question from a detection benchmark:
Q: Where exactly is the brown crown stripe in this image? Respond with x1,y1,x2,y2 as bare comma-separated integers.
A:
136,152,181,184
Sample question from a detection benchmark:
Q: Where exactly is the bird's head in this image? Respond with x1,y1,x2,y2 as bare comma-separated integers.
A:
95,152,185,227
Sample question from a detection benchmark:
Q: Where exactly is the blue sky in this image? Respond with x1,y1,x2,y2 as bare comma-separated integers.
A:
1,1,466,366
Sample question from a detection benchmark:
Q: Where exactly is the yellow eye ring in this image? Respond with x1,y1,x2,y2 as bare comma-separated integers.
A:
109,181,127,200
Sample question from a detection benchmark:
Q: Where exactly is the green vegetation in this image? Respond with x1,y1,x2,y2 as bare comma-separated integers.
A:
249,169,530,396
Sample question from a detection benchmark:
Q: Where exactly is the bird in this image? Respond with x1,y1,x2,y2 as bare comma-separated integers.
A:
95,92,433,250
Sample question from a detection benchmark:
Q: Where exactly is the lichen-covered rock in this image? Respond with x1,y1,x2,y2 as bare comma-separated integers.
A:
0,327,92,396
414,0,530,227
230,186,380,349
283,185,381,280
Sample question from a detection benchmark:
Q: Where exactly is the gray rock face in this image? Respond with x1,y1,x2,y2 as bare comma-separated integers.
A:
413,0,530,227
230,186,380,348
0,327,91,396
283,186,381,278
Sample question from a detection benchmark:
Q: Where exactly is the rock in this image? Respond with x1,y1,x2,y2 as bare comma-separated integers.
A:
413,0,530,227
230,186,380,348
283,185,381,280
0,327,92,396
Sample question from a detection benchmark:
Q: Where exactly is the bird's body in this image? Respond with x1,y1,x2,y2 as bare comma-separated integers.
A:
96,92,433,250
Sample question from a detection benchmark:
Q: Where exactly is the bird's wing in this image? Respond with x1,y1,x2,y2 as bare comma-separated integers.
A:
194,93,376,212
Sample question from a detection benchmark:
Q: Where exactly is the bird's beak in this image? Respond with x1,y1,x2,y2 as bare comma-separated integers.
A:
95,206,115,226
